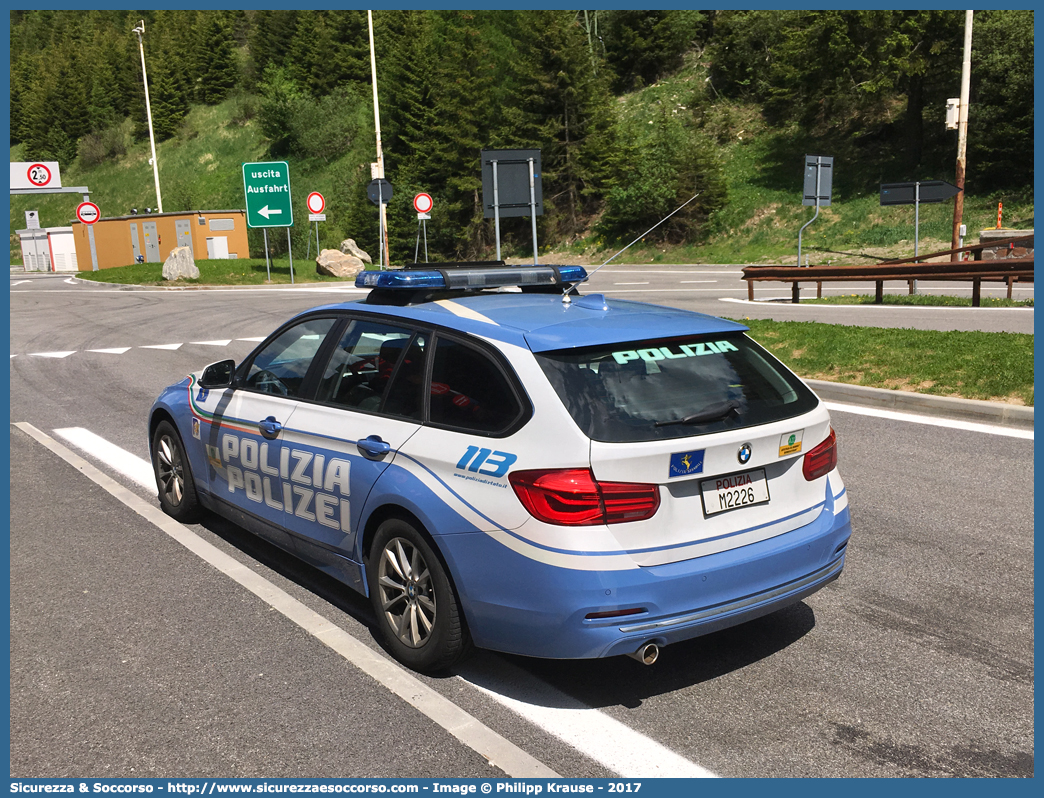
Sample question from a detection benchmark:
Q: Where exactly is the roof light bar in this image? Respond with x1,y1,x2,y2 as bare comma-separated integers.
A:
356,265,588,291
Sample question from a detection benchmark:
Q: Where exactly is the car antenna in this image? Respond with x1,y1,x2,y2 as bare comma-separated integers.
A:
562,192,702,305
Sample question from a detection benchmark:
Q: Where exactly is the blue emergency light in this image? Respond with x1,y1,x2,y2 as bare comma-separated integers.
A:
356,264,588,291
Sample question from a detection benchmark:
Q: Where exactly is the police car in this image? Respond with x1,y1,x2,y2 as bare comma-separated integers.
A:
149,263,851,672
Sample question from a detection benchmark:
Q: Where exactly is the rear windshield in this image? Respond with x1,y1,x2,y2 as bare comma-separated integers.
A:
535,333,818,442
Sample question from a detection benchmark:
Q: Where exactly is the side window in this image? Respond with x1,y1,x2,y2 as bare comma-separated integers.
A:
429,337,522,433
382,334,428,420
315,320,415,413
244,317,337,397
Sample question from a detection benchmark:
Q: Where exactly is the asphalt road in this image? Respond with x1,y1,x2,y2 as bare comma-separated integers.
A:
8,273,1034,778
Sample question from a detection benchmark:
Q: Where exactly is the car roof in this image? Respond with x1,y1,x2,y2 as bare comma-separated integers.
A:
304,292,749,353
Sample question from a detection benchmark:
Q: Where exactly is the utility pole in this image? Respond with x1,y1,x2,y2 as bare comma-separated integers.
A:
368,10,390,267
132,20,163,213
951,10,973,259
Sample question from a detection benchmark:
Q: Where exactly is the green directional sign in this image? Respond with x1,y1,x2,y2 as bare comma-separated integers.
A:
242,161,293,228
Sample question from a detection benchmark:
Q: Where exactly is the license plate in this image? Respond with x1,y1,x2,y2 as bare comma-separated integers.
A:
701,469,770,515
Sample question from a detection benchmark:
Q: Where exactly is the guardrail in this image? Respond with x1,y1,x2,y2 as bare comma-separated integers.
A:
742,235,1034,305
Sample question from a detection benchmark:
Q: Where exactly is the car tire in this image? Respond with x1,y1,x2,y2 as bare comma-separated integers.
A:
152,419,202,523
367,518,470,672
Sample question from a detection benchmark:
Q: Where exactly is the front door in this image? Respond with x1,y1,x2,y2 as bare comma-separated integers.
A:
278,319,427,584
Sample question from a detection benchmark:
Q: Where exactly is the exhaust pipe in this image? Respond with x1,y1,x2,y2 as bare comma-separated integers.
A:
626,642,659,665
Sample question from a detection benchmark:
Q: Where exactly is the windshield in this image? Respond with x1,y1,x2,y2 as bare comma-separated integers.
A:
535,333,819,442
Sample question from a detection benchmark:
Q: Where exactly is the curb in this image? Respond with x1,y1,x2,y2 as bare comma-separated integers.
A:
807,379,1033,429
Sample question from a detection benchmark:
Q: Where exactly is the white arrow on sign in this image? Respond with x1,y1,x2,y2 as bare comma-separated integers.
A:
258,205,283,220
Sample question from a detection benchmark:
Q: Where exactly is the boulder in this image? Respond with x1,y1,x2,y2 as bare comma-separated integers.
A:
339,238,372,264
162,246,199,280
316,249,365,279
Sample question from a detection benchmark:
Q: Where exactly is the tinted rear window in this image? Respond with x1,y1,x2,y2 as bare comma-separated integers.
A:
535,333,818,442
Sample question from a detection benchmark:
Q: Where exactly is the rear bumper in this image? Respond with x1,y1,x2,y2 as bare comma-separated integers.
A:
437,500,852,659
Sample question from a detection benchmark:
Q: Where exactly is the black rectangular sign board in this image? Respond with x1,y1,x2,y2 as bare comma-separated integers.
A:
880,180,961,205
481,149,543,219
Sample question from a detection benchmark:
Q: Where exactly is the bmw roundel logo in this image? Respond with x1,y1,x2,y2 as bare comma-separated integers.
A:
738,443,752,464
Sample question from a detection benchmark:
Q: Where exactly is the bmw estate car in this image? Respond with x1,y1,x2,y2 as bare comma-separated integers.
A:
149,263,851,671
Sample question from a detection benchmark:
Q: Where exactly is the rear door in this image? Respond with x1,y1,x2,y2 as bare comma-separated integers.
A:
535,333,833,565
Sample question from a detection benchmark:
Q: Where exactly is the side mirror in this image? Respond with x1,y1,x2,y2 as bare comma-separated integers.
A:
199,359,236,389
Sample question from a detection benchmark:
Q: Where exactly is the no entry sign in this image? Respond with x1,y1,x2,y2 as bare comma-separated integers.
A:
413,193,433,214
76,201,100,225
307,192,326,214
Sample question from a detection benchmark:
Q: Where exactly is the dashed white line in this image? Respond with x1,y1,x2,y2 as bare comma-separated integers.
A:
30,351,77,359
88,347,132,355
192,340,233,346
238,336,267,342
140,343,184,351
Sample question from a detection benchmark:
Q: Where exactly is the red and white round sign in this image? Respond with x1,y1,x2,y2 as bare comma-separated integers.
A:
413,192,433,214
306,192,326,214
76,201,101,225
27,163,52,187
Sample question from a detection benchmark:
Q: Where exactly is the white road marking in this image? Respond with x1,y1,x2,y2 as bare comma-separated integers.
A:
11,280,30,287
15,423,557,779
29,351,76,358
88,347,132,355
238,336,267,342
64,278,77,284
824,402,1033,440
458,658,718,778
54,427,156,488
140,343,184,350
191,340,233,346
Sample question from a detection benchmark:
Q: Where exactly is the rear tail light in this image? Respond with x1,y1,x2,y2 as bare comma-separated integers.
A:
508,468,660,526
803,428,838,481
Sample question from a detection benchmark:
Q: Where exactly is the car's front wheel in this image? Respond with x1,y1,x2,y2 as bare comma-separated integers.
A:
367,518,469,672
152,419,201,523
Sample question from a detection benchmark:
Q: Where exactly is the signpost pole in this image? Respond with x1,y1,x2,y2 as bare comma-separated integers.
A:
528,157,538,265
306,225,311,261
315,222,320,259
911,182,919,294
796,157,823,302
414,220,422,264
287,228,294,285
378,182,384,270
492,160,502,262
423,220,428,263
263,229,271,281
82,193,100,272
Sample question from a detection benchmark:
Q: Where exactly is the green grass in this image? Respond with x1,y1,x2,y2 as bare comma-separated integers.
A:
731,317,1034,406
803,293,1033,308
76,258,358,286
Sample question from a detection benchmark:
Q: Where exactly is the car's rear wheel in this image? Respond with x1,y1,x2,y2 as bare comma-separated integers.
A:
152,419,201,523
368,518,469,672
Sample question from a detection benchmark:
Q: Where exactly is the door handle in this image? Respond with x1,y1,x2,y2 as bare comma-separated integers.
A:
357,434,391,461
258,416,282,440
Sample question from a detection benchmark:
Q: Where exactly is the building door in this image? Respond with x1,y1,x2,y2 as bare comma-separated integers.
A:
175,219,193,257
129,223,141,263
142,222,160,262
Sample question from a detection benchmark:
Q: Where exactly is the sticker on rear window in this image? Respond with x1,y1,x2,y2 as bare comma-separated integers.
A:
779,430,803,456
669,449,705,478
612,340,739,365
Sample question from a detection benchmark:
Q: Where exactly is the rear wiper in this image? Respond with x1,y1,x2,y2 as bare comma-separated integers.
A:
655,400,739,427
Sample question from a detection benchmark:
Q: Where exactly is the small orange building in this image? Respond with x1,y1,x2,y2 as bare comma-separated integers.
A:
71,210,250,270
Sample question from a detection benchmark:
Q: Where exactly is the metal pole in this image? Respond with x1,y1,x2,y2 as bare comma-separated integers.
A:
492,160,502,261
287,227,294,284
528,157,538,265
380,179,388,269
316,221,320,258
306,223,311,261
133,21,163,213
951,10,974,259
368,11,389,268
912,182,919,294
263,229,271,281
422,220,428,263
414,218,421,263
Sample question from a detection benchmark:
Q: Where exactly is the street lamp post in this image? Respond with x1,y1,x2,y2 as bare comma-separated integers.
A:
132,19,163,214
